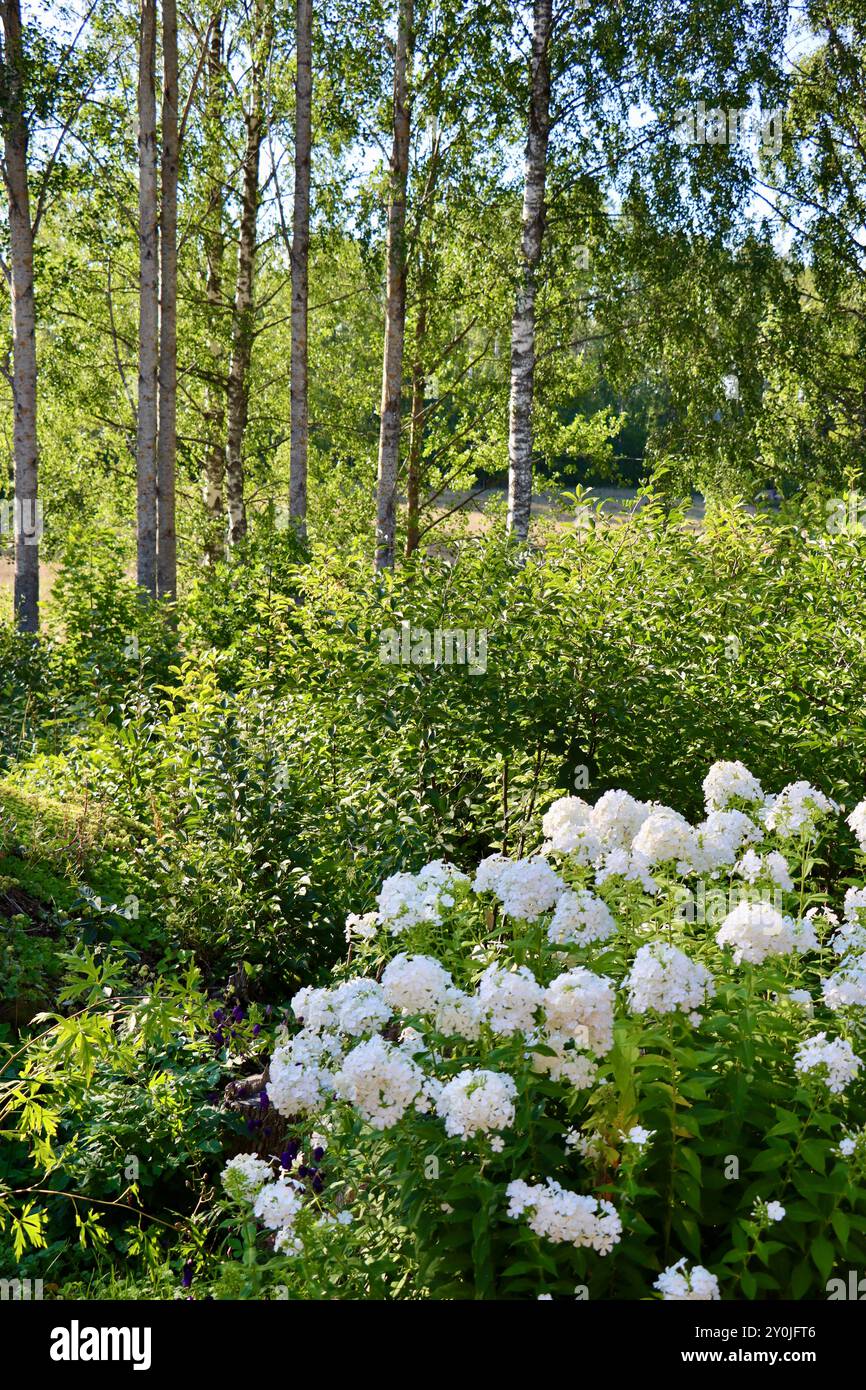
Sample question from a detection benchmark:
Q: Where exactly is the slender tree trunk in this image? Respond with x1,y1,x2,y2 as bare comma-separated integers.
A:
201,12,226,564
1,0,39,632
289,0,312,539
404,280,428,558
374,0,413,571
137,0,159,594
225,20,268,549
506,0,552,541
157,0,178,599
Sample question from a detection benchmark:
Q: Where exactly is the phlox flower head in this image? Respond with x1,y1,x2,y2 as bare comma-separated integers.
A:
221,1153,273,1203
654,1258,720,1301
435,1068,517,1139
625,941,714,1019
542,967,615,1055
794,1032,862,1094
377,860,469,935
761,781,839,838
547,889,617,948
702,760,764,813
506,1178,622,1256
478,963,544,1035
333,1034,426,1129
381,953,453,1014
716,901,818,966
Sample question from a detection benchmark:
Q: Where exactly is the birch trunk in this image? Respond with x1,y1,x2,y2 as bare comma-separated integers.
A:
201,12,226,563
157,0,178,599
225,19,268,549
404,282,428,559
1,0,39,632
374,0,413,571
137,0,159,595
506,0,552,541
289,0,312,539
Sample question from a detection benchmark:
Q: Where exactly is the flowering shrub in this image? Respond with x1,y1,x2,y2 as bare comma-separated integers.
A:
218,762,866,1300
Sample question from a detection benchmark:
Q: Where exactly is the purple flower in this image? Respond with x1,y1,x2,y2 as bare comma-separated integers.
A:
280,1150,295,1170
232,1005,245,1023
181,1262,194,1289
312,1173,324,1194
213,1009,225,1024
252,1023,261,1037
259,1089,270,1112
212,1029,224,1047
312,1146,324,1162
298,1164,309,1178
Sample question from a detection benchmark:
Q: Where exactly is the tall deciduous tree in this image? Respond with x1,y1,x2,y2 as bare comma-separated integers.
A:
157,0,178,599
137,0,159,595
201,10,227,562
225,2,273,549
375,0,413,571
1,0,39,633
289,0,312,538
506,0,551,541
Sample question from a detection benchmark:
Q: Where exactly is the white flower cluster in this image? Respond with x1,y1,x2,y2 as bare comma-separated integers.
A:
696,809,764,871
734,848,793,890
625,941,715,1019
267,1028,339,1115
221,1152,273,1203
632,806,699,872
436,1069,517,1139
253,1175,305,1232
794,1032,862,1094
291,977,392,1036
716,901,818,966
435,987,483,1040
542,968,615,1055
474,855,566,920
381,953,453,1013
333,1035,426,1129
478,964,544,1035
654,1258,720,1300
847,800,866,852
702,760,764,812
377,859,469,935
822,959,866,1010
547,889,617,948
541,797,602,864
506,1178,622,1255
762,781,839,837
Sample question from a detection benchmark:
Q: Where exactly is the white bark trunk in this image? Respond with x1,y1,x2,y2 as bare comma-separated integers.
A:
202,12,226,563
506,0,552,541
1,0,39,632
225,9,271,549
374,0,413,571
289,0,312,539
137,0,159,594
157,0,178,599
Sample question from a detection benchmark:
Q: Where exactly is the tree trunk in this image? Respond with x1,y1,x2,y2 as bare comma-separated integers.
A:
201,12,226,563
506,0,552,541
137,0,159,595
157,0,178,599
1,0,39,632
289,0,312,540
404,280,428,559
225,19,268,549
374,0,413,571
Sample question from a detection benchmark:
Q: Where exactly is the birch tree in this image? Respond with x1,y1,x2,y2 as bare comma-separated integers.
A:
506,0,551,541
0,0,39,631
201,10,227,562
374,0,413,571
136,0,159,595
289,0,312,539
225,2,273,549
157,0,178,599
